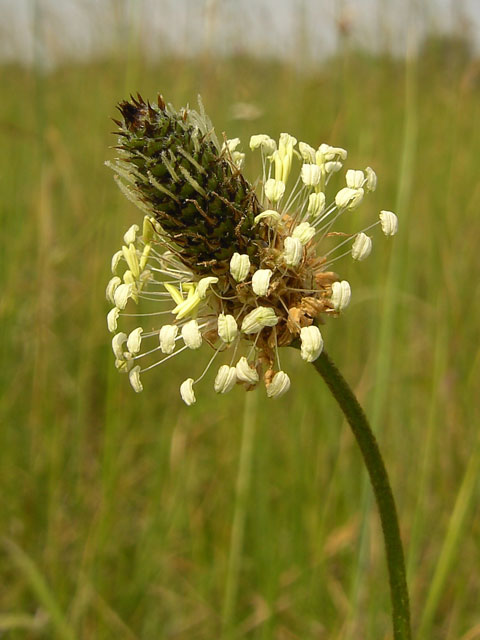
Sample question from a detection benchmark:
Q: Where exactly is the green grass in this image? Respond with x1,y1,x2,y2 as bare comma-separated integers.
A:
0,44,479,639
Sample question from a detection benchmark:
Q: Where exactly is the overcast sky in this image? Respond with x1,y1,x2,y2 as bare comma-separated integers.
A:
0,0,479,68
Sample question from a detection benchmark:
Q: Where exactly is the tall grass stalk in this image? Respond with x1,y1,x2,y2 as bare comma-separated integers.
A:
2,538,76,640
221,391,258,638
407,317,447,581
418,435,480,638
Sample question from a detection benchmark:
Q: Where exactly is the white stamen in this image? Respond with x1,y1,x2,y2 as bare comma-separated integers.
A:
113,283,134,310
300,326,324,362
111,251,124,274
266,371,291,398
279,132,297,150
236,356,259,384
112,332,127,360
218,313,238,343
129,365,143,393
254,209,281,226
123,270,135,287
106,276,122,303
230,253,251,282
107,307,120,333
307,192,326,217
159,324,178,354
300,163,321,186
346,169,365,189
223,138,241,152
264,178,285,202
299,141,316,162
180,378,196,405
214,365,237,394
126,327,143,354
231,151,245,168
241,307,278,334
292,222,316,245
365,167,377,192
379,210,398,236
325,161,342,174
335,187,364,210
250,134,276,154
197,276,219,299
351,233,373,261
252,269,273,296
123,224,139,245
283,236,303,266
318,144,347,161
331,280,351,311
182,319,202,349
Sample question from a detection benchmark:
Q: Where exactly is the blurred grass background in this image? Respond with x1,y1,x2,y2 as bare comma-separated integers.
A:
1,1,480,638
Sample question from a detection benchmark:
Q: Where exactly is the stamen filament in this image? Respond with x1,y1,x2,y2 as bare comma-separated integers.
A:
140,345,189,372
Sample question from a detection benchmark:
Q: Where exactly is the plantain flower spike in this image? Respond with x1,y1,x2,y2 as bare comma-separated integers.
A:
105,94,397,404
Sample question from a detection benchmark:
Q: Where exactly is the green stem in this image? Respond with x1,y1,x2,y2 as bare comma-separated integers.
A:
312,350,411,640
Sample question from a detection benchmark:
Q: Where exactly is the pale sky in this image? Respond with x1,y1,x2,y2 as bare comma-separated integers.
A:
0,0,479,68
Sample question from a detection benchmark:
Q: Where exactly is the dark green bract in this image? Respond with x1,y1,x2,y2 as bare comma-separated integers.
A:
114,94,262,272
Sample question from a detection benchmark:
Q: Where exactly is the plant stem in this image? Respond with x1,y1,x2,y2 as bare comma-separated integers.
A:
312,350,411,640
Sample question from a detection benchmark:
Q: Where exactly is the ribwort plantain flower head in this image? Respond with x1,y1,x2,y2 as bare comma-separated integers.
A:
106,94,397,404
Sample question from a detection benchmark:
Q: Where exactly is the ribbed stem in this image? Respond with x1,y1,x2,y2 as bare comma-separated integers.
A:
312,350,411,640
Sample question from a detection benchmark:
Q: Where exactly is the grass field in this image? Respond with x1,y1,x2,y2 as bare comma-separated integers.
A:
1,35,479,639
